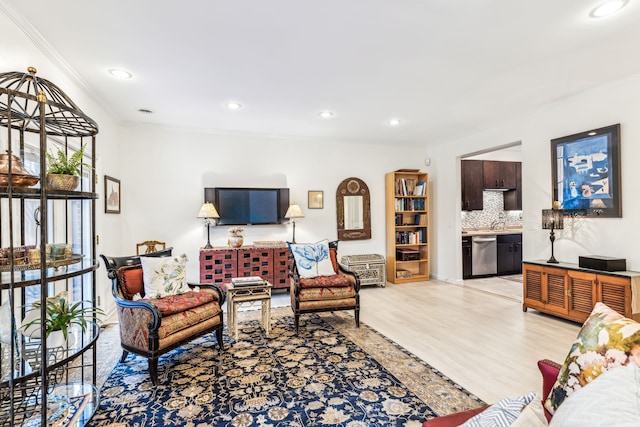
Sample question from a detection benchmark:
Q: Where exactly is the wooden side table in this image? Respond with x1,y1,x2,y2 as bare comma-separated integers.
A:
226,279,273,341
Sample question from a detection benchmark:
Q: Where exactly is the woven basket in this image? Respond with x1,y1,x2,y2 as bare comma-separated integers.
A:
46,174,80,191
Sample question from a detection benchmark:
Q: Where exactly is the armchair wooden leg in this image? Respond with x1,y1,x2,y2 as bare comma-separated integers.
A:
119,350,129,363
149,357,159,386
355,308,360,328
215,327,224,349
294,313,300,334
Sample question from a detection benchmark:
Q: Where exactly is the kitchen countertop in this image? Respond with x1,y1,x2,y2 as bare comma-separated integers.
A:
462,228,522,236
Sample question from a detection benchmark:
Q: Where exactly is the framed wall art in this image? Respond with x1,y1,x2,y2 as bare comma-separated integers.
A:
551,123,621,217
308,190,323,209
105,175,121,214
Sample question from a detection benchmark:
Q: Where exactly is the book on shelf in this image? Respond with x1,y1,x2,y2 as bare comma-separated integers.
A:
413,214,427,226
231,276,265,286
395,178,419,196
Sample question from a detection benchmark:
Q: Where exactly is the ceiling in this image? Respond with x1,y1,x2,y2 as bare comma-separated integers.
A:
2,0,640,146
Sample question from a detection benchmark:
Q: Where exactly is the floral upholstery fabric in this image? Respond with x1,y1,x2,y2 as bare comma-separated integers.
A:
117,304,155,352
117,265,145,300
545,302,640,414
116,297,222,351
299,274,350,289
143,291,216,316
156,303,221,340
298,284,357,301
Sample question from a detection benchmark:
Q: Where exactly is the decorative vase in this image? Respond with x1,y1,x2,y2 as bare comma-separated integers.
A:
228,236,244,248
46,174,80,191
46,330,67,349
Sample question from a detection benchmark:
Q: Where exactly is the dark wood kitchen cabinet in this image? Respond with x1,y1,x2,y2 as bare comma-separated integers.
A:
483,160,517,190
462,235,472,279
497,234,522,275
503,162,522,210
461,160,484,210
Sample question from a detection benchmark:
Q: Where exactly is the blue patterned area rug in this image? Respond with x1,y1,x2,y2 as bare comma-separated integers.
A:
88,310,483,426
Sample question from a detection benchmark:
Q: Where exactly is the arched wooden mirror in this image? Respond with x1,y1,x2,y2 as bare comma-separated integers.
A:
336,177,371,240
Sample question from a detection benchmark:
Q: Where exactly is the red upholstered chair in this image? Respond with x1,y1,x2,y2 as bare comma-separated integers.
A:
289,240,360,333
421,359,562,426
100,249,225,385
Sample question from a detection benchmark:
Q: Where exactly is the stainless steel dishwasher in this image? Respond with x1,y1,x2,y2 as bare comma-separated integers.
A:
471,235,497,276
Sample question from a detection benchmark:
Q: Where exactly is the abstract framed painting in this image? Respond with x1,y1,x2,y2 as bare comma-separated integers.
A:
104,175,121,214
551,123,621,218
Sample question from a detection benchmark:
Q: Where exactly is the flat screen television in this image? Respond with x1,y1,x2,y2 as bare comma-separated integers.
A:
204,187,290,225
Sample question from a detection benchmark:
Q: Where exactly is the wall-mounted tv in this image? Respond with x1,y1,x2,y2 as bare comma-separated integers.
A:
204,187,290,225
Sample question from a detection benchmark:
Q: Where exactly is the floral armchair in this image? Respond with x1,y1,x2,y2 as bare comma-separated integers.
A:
100,249,225,385
289,240,360,333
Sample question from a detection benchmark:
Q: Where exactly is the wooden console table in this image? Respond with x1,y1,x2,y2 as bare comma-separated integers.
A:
523,260,640,323
199,242,291,289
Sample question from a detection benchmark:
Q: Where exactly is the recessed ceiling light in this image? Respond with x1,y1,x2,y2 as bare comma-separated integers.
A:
590,0,628,18
388,118,402,126
318,111,334,119
108,68,132,79
226,102,243,110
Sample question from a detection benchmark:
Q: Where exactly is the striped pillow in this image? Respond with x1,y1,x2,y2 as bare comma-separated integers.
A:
460,391,536,427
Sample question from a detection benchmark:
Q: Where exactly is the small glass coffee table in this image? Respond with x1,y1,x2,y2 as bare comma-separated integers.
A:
226,278,273,341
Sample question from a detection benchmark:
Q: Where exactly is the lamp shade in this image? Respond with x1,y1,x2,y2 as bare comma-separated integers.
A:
541,209,564,230
284,204,304,220
197,202,220,219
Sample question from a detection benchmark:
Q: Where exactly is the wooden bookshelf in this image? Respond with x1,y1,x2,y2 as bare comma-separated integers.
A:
385,171,429,283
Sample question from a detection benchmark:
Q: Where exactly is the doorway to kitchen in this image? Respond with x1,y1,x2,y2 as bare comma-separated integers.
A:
460,142,523,293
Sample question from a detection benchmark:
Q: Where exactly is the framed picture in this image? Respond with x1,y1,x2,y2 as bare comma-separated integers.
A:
308,190,324,209
104,175,121,214
551,123,621,218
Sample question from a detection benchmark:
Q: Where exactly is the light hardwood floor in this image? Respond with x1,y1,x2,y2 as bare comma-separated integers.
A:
100,279,581,405
356,280,580,403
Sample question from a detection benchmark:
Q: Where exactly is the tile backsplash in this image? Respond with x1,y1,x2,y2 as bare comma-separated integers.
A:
461,191,522,229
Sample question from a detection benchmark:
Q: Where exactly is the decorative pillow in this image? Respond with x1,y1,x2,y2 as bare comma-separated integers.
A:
140,254,190,298
329,248,338,273
289,239,336,278
511,392,548,427
116,265,144,300
459,391,536,427
545,302,640,414
549,363,640,426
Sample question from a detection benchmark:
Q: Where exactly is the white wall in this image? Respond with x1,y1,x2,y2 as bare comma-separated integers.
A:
0,10,123,314
428,73,640,283
117,124,428,288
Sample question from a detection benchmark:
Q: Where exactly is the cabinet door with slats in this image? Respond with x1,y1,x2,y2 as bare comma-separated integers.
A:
523,264,544,310
545,268,569,316
567,270,597,322
598,274,631,317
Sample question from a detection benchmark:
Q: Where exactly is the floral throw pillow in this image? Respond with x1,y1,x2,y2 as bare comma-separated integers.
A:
545,302,640,414
289,239,336,279
140,254,190,298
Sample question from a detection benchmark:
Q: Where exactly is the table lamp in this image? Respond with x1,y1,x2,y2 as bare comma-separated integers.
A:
284,204,304,243
541,208,564,264
197,202,220,249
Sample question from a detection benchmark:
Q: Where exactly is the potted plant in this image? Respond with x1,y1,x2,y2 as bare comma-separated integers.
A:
45,144,91,191
21,293,104,347
227,226,244,248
